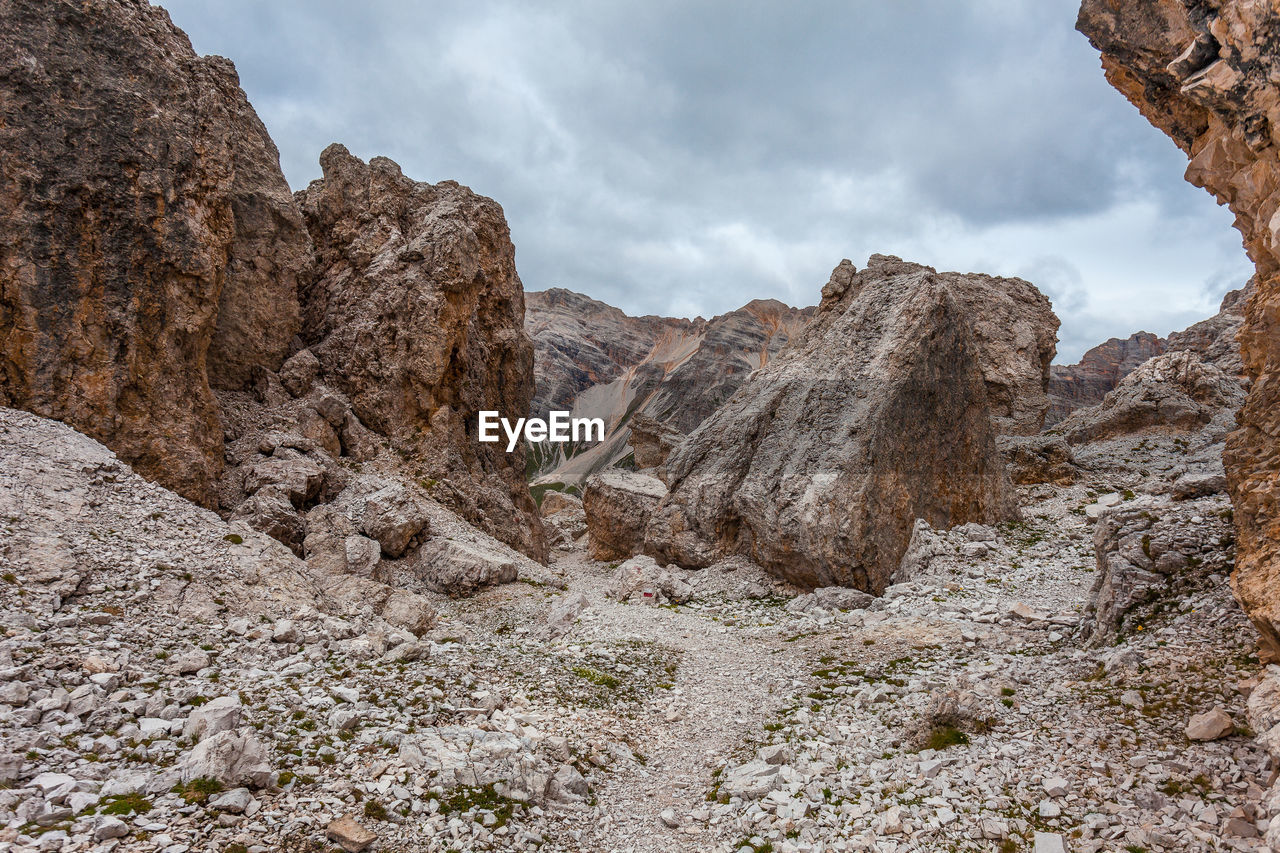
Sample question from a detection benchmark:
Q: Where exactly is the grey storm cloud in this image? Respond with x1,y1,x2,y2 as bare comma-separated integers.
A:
163,0,1254,362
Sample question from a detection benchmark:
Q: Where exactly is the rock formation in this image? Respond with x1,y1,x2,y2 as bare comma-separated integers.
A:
1083,498,1235,644
644,256,1044,592
295,145,544,560
1055,350,1245,446
1077,0,1280,660
0,406,437,637
1166,282,1251,378
0,0,311,506
526,289,705,421
582,470,668,561
0,3,546,565
998,435,1080,486
627,413,685,474
525,290,813,486
1047,332,1166,425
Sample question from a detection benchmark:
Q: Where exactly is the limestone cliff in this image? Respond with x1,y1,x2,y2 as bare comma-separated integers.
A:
643,256,1049,592
1077,0,1280,659
296,146,545,560
0,0,310,506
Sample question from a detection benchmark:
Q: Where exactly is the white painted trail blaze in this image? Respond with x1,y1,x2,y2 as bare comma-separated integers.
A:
478,410,605,452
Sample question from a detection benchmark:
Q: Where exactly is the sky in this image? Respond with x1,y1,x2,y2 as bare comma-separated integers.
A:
163,0,1254,363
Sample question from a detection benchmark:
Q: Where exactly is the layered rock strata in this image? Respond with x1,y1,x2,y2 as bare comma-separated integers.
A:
525,291,813,485
1047,332,1166,425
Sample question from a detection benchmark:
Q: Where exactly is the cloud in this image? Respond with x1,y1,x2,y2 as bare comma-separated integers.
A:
163,0,1255,362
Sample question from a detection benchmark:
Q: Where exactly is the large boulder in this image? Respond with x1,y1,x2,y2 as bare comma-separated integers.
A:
413,538,519,596
583,470,668,561
295,145,544,561
644,256,1031,592
230,487,305,555
359,482,430,558
627,413,685,473
1056,350,1244,446
1076,0,1280,661
179,730,272,789
0,0,311,506
183,697,244,744
998,435,1079,486
606,555,693,605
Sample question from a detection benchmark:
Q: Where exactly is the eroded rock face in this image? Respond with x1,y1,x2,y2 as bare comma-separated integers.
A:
582,470,668,561
1056,350,1245,446
1167,283,1251,378
1047,333,1167,425
644,256,1031,592
1076,0,1280,659
0,0,310,506
296,145,544,561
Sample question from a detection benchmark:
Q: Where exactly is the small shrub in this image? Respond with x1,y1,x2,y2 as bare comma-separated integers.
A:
924,725,970,750
179,777,223,805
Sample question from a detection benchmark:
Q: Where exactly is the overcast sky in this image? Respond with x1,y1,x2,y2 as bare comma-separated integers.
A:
164,0,1253,362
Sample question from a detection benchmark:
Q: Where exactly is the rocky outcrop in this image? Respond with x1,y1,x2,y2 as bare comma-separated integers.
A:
541,491,587,551
300,473,544,599
582,470,668,561
606,555,693,605
295,146,544,561
525,291,813,486
627,413,684,474
643,256,1035,592
1047,333,1166,425
1076,0,1280,659
0,0,311,507
1083,499,1235,643
1167,282,1251,378
1055,351,1245,446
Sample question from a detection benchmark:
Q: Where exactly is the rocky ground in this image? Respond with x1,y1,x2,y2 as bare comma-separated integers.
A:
1,406,1274,853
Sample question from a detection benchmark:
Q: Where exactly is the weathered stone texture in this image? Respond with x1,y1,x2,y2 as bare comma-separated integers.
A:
0,0,311,506
1077,0,1280,655
582,470,668,561
644,256,1033,592
525,290,813,485
1056,350,1245,446
296,145,544,560
1047,333,1167,425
